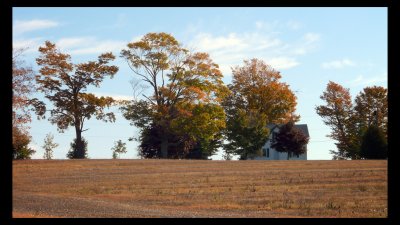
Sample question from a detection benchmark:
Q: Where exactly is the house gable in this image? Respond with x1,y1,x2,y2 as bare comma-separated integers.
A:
254,123,309,160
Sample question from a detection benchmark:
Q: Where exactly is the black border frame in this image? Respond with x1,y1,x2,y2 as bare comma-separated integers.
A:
2,0,397,224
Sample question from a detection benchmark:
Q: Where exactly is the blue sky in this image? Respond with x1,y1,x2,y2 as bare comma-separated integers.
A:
12,7,387,160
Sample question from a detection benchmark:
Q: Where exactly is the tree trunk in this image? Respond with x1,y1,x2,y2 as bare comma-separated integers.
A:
161,136,168,158
75,124,85,159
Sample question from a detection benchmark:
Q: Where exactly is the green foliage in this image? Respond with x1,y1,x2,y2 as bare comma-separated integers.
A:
271,121,309,160
42,133,59,160
111,140,127,159
136,124,162,159
222,59,298,160
223,108,270,160
120,32,229,159
360,125,387,159
67,138,88,159
12,127,35,160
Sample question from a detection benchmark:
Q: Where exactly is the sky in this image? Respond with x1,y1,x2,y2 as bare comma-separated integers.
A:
12,7,387,160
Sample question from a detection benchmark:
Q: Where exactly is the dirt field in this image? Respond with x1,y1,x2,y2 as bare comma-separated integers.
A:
13,159,387,218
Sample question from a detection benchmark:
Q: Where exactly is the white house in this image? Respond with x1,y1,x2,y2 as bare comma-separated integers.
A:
253,124,309,160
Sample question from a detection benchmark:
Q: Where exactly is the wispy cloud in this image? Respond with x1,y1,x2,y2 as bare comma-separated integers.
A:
57,37,95,49
14,36,131,56
70,40,126,55
14,19,59,34
267,57,300,70
190,30,320,75
191,33,248,52
322,58,356,69
13,37,43,52
303,33,320,43
51,36,127,55
291,33,321,56
347,74,387,87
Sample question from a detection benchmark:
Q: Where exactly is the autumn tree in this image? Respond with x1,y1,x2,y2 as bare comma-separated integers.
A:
12,47,44,159
111,140,127,159
120,32,229,159
222,59,299,160
316,82,387,160
270,121,309,160
42,133,58,160
36,41,119,159
354,86,387,136
315,81,358,159
360,125,387,159
12,126,36,159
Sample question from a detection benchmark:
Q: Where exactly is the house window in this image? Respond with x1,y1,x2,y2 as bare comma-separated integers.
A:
262,148,266,157
267,148,269,158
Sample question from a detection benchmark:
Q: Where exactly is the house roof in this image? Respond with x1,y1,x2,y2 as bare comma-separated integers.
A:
294,124,309,137
267,123,310,137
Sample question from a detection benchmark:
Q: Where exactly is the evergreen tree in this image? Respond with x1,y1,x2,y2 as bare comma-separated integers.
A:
360,125,387,159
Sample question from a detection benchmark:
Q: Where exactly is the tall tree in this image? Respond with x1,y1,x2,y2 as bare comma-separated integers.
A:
12,47,45,159
42,133,58,160
315,81,358,159
270,121,309,160
120,32,229,159
360,125,387,159
222,59,299,160
354,86,387,136
316,82,388,160
36,41,119,158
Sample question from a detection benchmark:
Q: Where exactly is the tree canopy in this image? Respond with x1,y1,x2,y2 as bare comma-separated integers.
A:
12,47,45,159
35,41,119,158
120,32,229,159
223,58,299,160
316,81,387,160
360,125,387,159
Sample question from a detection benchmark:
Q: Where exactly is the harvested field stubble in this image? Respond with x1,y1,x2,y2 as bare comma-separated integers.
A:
13,159,387,218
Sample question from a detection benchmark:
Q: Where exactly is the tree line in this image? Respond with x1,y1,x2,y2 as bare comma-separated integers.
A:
12,32,387,160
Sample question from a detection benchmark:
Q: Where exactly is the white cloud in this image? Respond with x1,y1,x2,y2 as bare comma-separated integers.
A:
192,33,247,52
189,30,319,75
69,40,126,55
130,35,143,43
14,19,59,34
267,57,300,70
347,74,387,87
52,36,126,55
13,38,43,52
322,58,355,69
303,33,320,43
57,37,95,49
